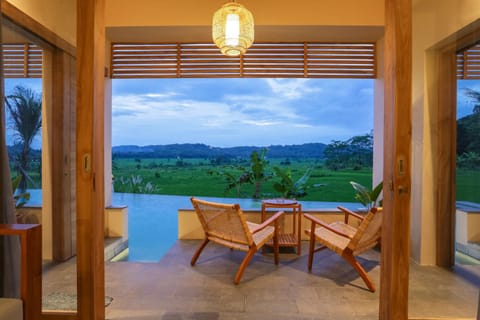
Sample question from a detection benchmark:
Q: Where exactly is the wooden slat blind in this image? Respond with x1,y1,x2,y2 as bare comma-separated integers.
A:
457,43,480,79
243,43,305,78
307,43,376,78
2,43,42,78
111,42,376,79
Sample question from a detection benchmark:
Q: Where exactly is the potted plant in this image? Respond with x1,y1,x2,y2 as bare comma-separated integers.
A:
350,181,383,210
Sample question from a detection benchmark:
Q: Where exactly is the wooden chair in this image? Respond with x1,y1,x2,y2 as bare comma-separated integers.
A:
190,197,284,284
304,206,382,292
0,224,42,320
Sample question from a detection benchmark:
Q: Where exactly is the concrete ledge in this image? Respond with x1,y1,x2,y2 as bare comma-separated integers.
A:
455,208,480,260
456,209,480,243
105,205,129,241
178,208,347,240
0,299,22,320
105,237,129,261
456,201,480,213
456,242,480,260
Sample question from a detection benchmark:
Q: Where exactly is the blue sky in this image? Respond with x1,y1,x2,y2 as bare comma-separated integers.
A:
457,80,480,117
4,78,480,149
112,78,375,147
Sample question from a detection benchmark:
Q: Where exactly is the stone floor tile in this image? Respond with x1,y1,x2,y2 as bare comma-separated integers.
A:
44,240,479,320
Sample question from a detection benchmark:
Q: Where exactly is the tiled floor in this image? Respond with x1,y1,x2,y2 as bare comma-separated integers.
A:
42,240,479,320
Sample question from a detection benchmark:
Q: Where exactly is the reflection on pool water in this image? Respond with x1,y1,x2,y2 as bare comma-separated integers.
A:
27,190,361,262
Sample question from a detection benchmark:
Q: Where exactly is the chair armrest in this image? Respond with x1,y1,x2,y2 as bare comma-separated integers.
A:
304,213,352,239
251,211,284,234
338,206,365,224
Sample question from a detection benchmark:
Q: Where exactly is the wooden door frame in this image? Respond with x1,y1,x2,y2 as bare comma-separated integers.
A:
75,0,106,319
1,0,77,263
427,19,480,267
1,1,78,319
379,0,412,318
2,0,439,318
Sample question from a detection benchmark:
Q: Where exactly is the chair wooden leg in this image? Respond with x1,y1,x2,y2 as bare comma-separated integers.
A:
308,238,315,271
343,254,376,292
273,223,279,265
234,248,256,284
307,225,316,271
191,238,209,266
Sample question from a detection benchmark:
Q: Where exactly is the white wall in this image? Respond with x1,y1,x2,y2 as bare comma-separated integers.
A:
6,0,76,46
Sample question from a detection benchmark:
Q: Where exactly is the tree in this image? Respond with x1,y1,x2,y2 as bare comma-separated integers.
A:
249,148,271,198
5,85,42,192
458,88,480,156
323,133,373,170
209,148,272,199
462,88,480,114
272,166,313,199
347,133,374,168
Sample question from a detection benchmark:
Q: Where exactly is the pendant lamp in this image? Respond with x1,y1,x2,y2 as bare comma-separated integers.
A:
212,1,254,56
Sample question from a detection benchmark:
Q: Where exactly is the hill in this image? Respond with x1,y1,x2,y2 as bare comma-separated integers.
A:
112,143,326,159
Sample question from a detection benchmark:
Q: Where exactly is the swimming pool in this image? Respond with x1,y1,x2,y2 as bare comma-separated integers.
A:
27,190,361,262
113,193,362,262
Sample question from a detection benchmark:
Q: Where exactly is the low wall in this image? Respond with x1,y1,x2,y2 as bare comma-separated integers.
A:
105,205,129,241
178,207,348,240
455,205,480,260
17,205,129,240
456,209,480,244
16,205,129,261
17,205,42,224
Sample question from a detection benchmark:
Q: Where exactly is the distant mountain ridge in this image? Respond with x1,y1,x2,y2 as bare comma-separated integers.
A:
112,143,326,159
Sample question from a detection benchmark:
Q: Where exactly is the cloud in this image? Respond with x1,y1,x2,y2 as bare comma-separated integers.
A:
111,78,375,147
242,120,281,126
265,78,319,99
144,93,178,99
112,109,142,117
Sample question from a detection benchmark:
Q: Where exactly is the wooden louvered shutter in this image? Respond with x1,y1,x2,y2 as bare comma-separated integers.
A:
111,42,376,79
2,43,42,78
457,43,480,79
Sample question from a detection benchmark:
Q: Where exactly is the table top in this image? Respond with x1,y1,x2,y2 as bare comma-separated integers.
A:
262,198,298,206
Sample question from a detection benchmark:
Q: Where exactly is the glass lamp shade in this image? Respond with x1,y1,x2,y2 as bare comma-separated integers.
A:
212,2,254,56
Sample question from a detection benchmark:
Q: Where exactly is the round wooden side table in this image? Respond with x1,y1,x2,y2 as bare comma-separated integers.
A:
261,198,302,255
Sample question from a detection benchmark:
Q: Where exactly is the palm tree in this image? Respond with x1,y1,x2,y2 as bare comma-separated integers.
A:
5,85,42,192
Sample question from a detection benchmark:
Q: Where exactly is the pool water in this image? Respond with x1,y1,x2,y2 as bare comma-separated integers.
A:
27,190,360,262
114,193,361,262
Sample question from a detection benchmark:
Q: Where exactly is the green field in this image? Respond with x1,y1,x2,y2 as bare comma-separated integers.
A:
456,169,480,203
12,156,479,204
112,157,480,203
112,157,374,202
